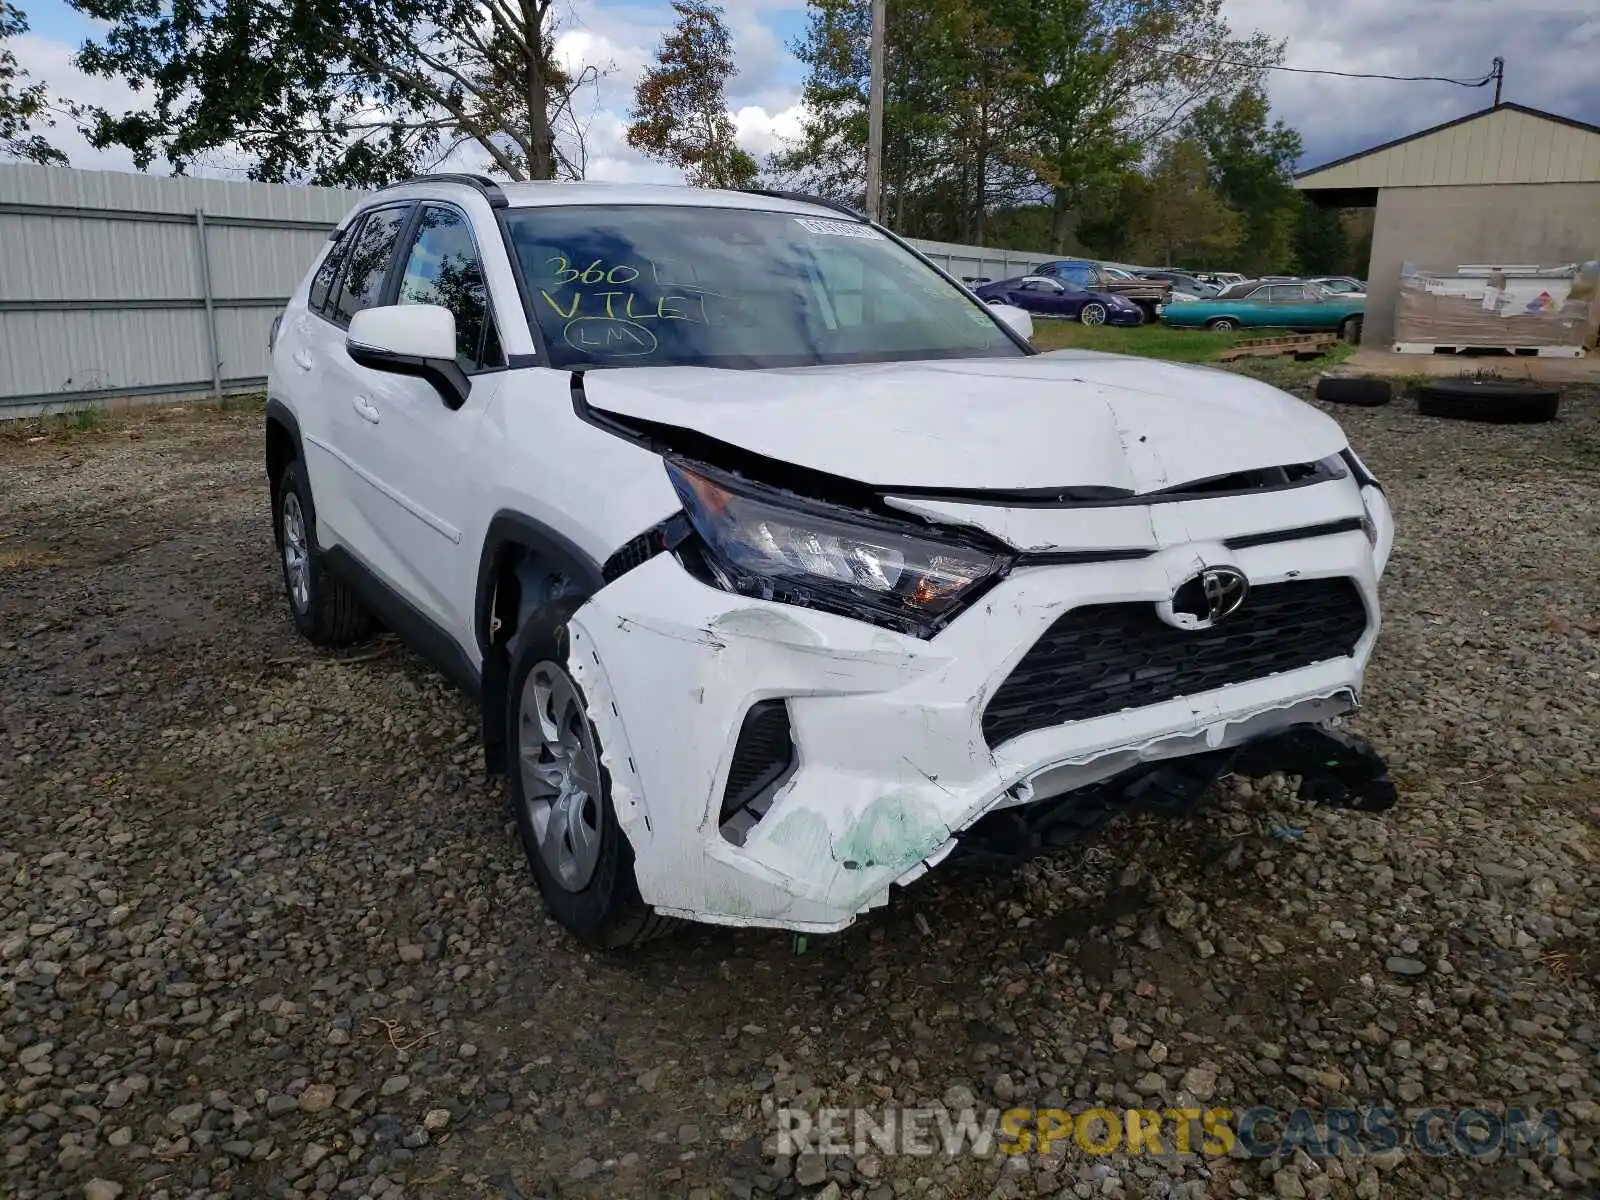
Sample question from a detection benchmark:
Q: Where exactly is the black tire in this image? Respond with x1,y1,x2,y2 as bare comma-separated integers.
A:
1340,315,1364,344
1315,376,1392,407
1080,302,1107,326
274,459,373,647
506,598,677,949
1415,380,1561,424
1206,317,1237,332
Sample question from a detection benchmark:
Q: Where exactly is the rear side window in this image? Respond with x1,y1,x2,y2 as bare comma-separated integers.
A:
331,206,409,327
308,225,358,315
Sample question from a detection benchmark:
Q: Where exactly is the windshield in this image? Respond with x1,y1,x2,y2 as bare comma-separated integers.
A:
503,205,1027,370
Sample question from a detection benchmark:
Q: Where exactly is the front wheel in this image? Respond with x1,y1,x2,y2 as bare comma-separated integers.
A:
1080,302,1107,326
1205,317,1238,332
507,600,676,948
1340,315,1363,344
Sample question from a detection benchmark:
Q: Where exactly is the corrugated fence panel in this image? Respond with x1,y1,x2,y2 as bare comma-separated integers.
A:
0,213,202,302
0,163,1056,414
204,225,331,300
0,308,211,396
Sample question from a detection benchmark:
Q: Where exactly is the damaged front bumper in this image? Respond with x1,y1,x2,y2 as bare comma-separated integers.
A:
567,523,1389,934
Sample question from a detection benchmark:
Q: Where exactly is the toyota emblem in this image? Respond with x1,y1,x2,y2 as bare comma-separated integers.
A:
1159,566,1250,630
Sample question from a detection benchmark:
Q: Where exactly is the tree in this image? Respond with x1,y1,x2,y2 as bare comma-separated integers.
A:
1292,198,1350,276
1183,86,1302,274
1009,0,1285,252
68,0,605,185
1,1,68,164
773,0,1037,240
1129,138,1240,267
627,0,756,188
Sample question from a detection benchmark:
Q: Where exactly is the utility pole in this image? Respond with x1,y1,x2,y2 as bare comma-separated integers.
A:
1492,56,1504,106
864,0,886,222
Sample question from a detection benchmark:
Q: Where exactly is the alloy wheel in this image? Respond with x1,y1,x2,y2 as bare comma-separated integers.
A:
281,491,311,614
519,661,604,892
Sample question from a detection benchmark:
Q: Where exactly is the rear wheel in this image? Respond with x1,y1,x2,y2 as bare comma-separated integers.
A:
1080,302,1107,326
1340,315,1364,344
275,460,372,647
507,600,676,948
1205,317,1238,332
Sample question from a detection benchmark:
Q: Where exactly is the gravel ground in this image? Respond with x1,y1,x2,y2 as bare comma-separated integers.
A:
1,385,1597,1200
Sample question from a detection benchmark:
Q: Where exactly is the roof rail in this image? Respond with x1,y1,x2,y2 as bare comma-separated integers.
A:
738,188,867,221
393,172,510,208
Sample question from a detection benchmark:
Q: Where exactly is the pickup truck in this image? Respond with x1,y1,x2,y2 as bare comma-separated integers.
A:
1035,259,1171,323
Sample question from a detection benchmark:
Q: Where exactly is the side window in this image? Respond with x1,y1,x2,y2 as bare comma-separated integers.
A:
396,205,502,370
331,206,409,328
1063,264,1096,286
308,221,360,316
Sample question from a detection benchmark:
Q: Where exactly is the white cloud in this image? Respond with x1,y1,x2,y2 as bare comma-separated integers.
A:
733,101,805,160
9,34,143,172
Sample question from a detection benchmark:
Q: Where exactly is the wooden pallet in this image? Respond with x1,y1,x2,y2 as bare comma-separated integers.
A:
1392,342,1588,359
1216,333,1338,361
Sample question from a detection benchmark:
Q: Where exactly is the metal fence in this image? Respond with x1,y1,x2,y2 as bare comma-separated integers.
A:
0,163,1054,417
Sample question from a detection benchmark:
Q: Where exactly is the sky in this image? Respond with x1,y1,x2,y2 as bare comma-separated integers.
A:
11,0,1600,185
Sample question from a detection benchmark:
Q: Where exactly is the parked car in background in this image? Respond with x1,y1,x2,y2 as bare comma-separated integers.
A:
1309,276,1368,297
974,275,1145,325
1194,272,1247,288
1034,259,1170,321
1137,270,1220,301
1161,279,1365,340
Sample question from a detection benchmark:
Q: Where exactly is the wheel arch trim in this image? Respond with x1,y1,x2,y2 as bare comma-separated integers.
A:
473,511,607,775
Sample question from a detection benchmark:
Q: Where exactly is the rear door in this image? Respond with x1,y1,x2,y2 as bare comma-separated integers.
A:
339,203,508,643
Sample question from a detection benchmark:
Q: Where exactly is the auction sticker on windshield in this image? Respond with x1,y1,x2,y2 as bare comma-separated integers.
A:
795,217,882,239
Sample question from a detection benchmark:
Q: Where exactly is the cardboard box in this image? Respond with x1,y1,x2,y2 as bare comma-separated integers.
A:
1395,261,1600,350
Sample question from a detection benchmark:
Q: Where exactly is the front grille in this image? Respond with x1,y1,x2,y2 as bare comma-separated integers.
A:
981,577,1367,747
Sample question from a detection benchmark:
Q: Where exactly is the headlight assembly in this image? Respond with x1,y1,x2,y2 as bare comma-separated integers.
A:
665,460,1010,638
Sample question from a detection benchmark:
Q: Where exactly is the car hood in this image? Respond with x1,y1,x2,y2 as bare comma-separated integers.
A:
578,352,1348,494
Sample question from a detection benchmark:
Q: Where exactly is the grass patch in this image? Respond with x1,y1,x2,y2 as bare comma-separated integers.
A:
1029,321,1242,362
1028,319,1354,390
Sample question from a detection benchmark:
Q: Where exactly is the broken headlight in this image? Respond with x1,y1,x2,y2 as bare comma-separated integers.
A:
665,461,1008,638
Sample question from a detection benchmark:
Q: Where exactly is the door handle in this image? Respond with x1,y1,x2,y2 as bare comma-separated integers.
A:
351,395,381,425
292,350,314,371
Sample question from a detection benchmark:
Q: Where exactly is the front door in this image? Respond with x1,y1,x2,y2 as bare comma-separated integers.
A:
335,203,507,647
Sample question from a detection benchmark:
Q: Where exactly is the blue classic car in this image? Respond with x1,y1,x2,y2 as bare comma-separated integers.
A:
1161,280,1365,339
972,276,1145,326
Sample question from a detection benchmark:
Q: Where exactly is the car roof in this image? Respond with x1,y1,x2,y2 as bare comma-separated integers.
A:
361,178,850,222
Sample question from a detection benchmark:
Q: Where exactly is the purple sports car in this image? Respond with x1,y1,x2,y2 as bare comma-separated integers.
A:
973,275,1145,326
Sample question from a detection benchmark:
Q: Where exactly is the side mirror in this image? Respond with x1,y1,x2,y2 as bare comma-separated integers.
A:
988,302,1034,341
347,304,471,409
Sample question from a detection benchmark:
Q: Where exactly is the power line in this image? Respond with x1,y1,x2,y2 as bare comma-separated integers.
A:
1171,53,1498,89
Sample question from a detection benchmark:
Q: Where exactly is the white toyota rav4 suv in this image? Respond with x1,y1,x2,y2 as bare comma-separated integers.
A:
266,174,1397,948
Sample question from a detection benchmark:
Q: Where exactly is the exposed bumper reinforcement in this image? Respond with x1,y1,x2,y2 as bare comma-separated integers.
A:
949,724,1394,868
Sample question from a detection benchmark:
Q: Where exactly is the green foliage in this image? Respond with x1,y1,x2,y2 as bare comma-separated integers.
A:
67,0,597,185
1182,87,1303,274
776,0,1286,254
628,1,757,188
1,1,68,164
1127,139,1241,268
1293,199,1351,276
